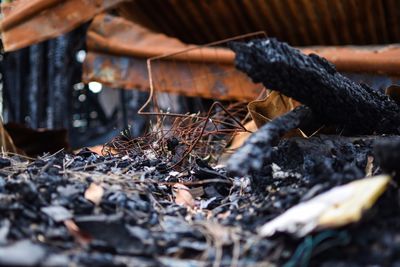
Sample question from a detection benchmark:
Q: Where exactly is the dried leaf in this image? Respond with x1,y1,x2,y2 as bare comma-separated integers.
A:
84,183,104,205
225,91,304,154
248,91,301,128
229,120,257,150
172,183,195,209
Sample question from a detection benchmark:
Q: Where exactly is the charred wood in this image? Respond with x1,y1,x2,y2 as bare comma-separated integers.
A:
229,38,400,135
227,105,313,176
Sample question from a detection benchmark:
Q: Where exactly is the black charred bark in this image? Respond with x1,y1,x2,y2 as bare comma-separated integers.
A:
374,137,400,175
229,38,400,135
227,105,313,176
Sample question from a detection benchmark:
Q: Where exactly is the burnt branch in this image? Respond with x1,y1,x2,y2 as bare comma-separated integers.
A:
227,105,313,176
229,38,400,135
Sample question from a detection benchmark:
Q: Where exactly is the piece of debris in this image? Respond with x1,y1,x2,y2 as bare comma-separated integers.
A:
227,105,313,176
84,183,104,205
172,183,196,209
259,175,391,237
229,38,400,135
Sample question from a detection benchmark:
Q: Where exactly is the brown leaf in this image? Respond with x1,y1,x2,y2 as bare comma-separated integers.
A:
248,91,301,128
229,120,257,150
172,183,195,209
84,183,104,205
247,91,306,139
225,91,304,153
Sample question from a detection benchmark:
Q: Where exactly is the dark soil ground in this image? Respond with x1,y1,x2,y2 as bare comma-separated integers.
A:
1,134,400,267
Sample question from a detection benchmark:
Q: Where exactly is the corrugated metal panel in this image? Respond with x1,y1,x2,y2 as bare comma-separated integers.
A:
118,0,400,46
83,14,400,97
0,0,126,52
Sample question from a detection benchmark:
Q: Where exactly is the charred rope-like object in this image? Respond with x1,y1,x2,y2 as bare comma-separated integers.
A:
227,106,312,176
229,38,400,135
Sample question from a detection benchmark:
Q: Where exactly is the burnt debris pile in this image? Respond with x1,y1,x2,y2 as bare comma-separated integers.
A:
227,38,400,176
2,38,400,267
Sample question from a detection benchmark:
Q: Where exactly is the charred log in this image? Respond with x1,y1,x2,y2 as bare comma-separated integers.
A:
229,38,400,135
227,105,313,176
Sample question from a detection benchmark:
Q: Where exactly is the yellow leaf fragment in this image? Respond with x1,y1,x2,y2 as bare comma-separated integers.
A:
229,120,257,150
318,175,390,228
259,175,391,237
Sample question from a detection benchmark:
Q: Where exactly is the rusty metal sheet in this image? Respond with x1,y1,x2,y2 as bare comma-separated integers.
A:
83,52,150,90
0,0,127,52
87,13,235,63
84,14,400,102
302,45,400,76
83,51,262,102
118,0,400,46
84,14,262,102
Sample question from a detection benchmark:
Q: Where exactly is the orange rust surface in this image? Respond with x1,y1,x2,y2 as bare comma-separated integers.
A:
84,14,261,102
84,14,400,101
83,52,150,90
0,0,126,52
87,14,400,74
302,45,400,76
83,51,261,102
87,14,234,64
